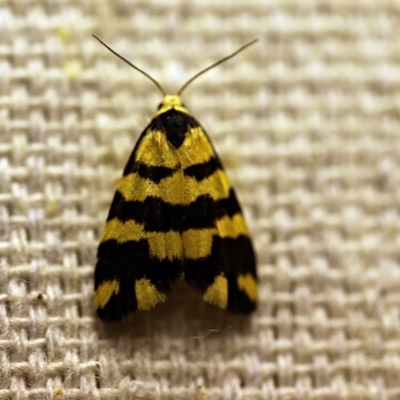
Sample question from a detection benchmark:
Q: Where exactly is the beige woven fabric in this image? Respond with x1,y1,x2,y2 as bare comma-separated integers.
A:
1,1,400,399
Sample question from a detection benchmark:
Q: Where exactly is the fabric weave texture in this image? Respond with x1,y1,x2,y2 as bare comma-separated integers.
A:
0,1,400,399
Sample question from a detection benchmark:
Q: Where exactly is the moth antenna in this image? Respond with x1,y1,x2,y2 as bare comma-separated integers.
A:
92,34,168,96
177,39,258,96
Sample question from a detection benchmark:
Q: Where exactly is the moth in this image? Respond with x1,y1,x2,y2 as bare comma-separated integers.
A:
93,35,258,321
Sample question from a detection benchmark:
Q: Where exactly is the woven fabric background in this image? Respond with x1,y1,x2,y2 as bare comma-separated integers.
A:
1,1,400,399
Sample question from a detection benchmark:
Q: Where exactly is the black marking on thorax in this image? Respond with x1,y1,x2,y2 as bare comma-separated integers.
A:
151,109,200,149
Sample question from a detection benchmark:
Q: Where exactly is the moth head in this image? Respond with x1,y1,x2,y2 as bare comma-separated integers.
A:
156,95,188,115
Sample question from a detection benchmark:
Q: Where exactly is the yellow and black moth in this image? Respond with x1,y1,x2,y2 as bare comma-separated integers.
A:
93,36,258,321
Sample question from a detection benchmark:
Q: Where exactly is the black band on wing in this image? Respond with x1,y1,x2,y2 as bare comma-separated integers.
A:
136,163,178,183
106,189,242,232
95,239,181,321
184,235,257,313
183,157,223,181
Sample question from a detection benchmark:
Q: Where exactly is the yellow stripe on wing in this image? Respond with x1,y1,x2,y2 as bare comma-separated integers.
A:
117,169,231,204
